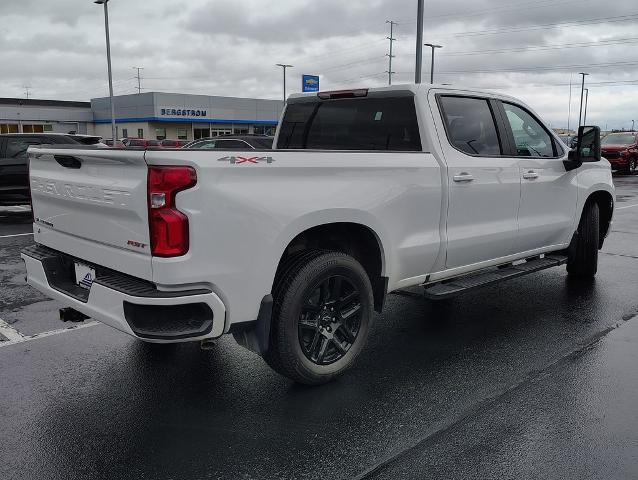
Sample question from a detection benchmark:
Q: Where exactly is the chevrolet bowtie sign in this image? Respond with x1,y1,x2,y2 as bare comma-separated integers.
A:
160,108,207,117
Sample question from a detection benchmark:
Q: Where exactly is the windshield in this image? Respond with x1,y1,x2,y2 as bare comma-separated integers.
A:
602,134,636,146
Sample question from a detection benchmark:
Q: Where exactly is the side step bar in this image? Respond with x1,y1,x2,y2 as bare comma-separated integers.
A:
423,254,568,299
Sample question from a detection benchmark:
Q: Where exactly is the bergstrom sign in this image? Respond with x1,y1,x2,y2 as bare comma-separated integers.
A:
160,108,207,117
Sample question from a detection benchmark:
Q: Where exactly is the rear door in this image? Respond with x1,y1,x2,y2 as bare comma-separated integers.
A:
498,101,577,252
435,94,521,268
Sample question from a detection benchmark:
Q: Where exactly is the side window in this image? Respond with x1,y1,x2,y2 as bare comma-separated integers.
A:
215,140,251,150
439,96,502,156
5,138,40,159
502,103,556,158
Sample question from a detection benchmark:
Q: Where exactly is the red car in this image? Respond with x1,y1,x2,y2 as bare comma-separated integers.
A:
126,139,162,148
160,139,188,148
601,132,638,174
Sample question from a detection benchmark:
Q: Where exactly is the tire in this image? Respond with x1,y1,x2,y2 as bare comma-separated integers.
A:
266,250,374,385
628,158,637,175
567,202,600,278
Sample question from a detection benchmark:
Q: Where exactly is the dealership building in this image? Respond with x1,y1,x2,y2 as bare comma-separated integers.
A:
1,92,284,140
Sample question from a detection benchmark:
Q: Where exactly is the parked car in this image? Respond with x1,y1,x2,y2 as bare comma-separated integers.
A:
184,135,274,150
161,139,188,148
69,135,105,146
601,132,638,174
0,133,82,205
23,85,614,385
103,139,126,148
126,139,163,148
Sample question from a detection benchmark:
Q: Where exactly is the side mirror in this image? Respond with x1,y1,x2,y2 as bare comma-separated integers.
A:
564,125,601,171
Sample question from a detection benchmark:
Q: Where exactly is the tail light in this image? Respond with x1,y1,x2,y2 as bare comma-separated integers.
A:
147,166,197,257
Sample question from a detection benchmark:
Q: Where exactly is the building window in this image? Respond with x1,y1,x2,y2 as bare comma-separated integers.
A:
254,125,276,136
137,128,144,138
233,127,249,135
155,128,167,140
177,128,188,140
122,128,128,138
43,124,53,132
22,124,45,134
0,124,19,134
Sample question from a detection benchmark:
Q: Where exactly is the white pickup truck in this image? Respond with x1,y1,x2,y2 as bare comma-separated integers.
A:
23,84,615,384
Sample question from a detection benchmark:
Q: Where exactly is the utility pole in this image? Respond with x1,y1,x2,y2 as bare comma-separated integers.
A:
133,67,144,94
567,73,573,133
632,120,635,131
95,0,116,143
577,72,589,129
276,64,293,103
424,44,442,84
23,85,31,100
415,0,424,84
583,88,589,125
385,20,397,85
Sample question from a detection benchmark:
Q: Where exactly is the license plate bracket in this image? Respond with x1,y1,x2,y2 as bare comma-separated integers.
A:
74,262,96,290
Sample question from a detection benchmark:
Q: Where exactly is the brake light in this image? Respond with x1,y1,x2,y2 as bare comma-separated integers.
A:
317,88,369,100
147,166,197,257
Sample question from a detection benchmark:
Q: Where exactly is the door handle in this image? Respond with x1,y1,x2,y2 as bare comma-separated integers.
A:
453,173,474,183
522,171,539,180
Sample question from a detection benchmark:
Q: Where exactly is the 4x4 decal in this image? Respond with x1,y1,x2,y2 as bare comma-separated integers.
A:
218,156,275,165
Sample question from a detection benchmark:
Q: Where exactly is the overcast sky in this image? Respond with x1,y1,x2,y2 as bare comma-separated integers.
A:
2,0,638,130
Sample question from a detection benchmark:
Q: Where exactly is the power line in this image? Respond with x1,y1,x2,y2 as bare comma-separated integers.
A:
394,59,638,76
399,36,638,57
449,13,638,38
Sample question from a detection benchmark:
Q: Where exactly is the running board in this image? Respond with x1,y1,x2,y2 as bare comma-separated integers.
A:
423,254,568,299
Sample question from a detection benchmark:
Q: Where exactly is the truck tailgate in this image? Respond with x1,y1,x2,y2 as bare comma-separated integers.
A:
28,147,153,280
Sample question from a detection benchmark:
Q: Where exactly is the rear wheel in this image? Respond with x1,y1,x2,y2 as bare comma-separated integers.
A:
266,251,373,385
627,158,637,175
567,202,600,278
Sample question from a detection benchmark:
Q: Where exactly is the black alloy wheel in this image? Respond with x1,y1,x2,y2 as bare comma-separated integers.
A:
298,275,362,366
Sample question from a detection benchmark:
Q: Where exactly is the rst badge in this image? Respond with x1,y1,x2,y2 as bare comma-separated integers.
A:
218,156,275,165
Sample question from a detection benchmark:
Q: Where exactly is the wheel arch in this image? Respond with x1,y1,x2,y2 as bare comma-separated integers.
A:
273,221,388,313
585,189,614,248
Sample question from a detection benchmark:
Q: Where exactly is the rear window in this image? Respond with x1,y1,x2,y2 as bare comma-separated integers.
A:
278,96,422,151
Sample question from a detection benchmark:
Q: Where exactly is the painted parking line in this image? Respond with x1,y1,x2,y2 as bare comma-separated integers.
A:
0,317,99,349
616,203,638,211
0,232,33,239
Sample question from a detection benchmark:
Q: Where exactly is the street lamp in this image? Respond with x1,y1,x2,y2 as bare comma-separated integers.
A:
95,0,116,143
276,64,293,104
577,72,589,129
415,0,424,84
583,88,589,125
424,44,443,84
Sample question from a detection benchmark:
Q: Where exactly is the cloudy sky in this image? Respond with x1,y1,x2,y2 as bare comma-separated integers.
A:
2,0,638,130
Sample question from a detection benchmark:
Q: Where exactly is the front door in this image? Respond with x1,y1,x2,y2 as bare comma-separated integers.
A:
436,94,521,269
499,101,578,252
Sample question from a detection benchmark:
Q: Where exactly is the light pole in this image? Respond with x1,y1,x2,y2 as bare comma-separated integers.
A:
583,88,589,125
424,44,443,84
415,0,424,84
577,72,589,129
276,64,293,103
632,120,635,131
95,0,116,143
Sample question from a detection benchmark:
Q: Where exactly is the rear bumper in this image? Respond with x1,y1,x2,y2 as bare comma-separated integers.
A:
21,244,226,342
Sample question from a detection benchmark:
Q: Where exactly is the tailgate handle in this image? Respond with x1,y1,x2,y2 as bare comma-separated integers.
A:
54,155,82,169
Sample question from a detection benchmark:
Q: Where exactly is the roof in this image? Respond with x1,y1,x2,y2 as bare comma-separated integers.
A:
0,98,91,109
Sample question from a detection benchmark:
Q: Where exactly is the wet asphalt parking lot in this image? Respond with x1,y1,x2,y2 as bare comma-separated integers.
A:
1,176,638,480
